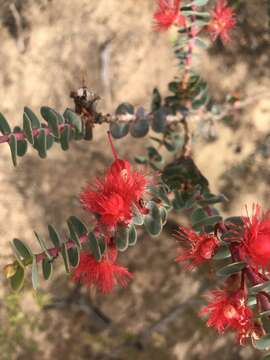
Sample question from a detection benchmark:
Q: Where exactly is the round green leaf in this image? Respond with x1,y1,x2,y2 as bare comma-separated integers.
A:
115,225,129,252
42,258,53,281
249,280,270,295
152,108,167,133
115,102,134,115
0,112,11,134
130,119,149,138
48,224,61,248
13,238,33,263
23,113,34,144
10,265,25,292
128,224,137,246
24,107,41,128
36,128,47,158
61,243,70,273
144,201,162,237
60,124,71,151
159,207,168,225
255,334,270,350
217,261,246,277
88,232,102,261
213,245,231,260
17,139,28,157
68,247,80,267
110,122,129,139
68,216,88,236
132,204,144,226
63,109,82,133
31,257,39,290
8,134,17,166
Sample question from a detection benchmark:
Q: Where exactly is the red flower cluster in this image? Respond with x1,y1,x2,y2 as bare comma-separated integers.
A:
175,226,220,268
153,0,186,31
72,248,133,293
239,204,270,271
199,289,256,345
80,135,149,230
207,0,236,44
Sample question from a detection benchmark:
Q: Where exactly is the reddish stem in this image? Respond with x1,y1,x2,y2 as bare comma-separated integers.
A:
0,123,73,144
35,234,88,263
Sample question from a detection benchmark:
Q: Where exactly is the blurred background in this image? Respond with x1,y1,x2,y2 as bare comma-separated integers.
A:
0,0,269,359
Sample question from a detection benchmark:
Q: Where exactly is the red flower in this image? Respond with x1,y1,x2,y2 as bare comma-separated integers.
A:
175,226,220,268
199,289,255,345
80,134,150,229
207,0,236,44
71,249,133,293
153,0,186,31
239,204,270,271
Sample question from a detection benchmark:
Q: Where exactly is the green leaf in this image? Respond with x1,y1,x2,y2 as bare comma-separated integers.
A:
115,102,134,115
255,310,270,319
115,225,129,252
31,257,39,290
68,247,80,267
88,232,102,261
148,186,171,207
40,107,60,138
110,122,129,139
249,281,270,295
17,139,28,157
198,194,228,206
67,221,82,249
132,204,144,225
147,146,162,162
36,128,47,158
34,232,52,261
144,201,162,237
262,355,270,360
10,241,25,268
194,37,208,49
68,216,88,237
247,295,257,307
130,119,149,138
213,246,231,260
181,10,210,17
23,113,34,144
46,134,55,150
159,207,168,225
48,224,61,248
24,107,41,128
8,134,17,166
45,110,60,138
12,238,33,262
191,0,209,6
191,208,207,226
255,334,270,350
217,261,246,277
193,215,223,229
0,112,11,134
61,243,70,273
135,156,148,164
152,108,167,133
63,109,82,133
10,265,25,292
60,124,71,151
42,258,53,281
128,224,137,246
151,88,162,112
225,216,244,226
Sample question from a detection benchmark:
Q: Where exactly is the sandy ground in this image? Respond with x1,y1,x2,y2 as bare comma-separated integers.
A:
0,0,269,359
